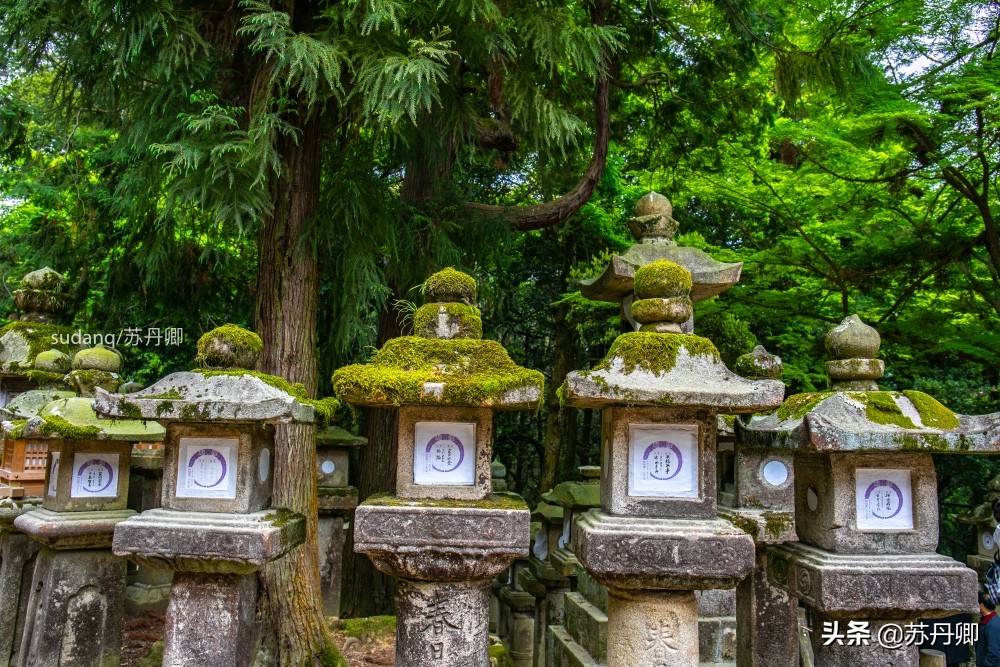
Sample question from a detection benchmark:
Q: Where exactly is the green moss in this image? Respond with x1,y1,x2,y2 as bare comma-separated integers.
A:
4,420,27,439
331,337,543,408
38,414,101,439
412,302,483,339
179,403,211,421
589,332,719,376
143,390,183,400
776,392,833,421
265,507,300,528
318,643,348,667
155,401,175,417
117,400,141,419
902,391,960,429
0,321,76,370
339,615,396,641
24,370,68,387
726,512,759,539
633,259,692,299
861,392,917,429
422,267,477,302
195,324,263,366
630,297,691,323
318,486,358,497
137,640,164,667
763,511,794,540
194,369,339,426
488,642,516,667
365,492,528,511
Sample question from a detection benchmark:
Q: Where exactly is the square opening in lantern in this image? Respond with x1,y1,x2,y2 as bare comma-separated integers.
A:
176,437,238,500
412,421,476,486
855,468,913,531
627,423,698,498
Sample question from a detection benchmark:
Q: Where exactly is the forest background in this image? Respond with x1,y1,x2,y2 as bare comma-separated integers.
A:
1,0,998,662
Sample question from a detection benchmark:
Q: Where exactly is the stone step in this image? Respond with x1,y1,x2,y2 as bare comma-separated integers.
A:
563,592,607,659
699,616,737,663
548,624,604,667
575,570,608,612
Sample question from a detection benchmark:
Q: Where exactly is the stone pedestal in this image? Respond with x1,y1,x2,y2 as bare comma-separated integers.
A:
318,514,347,616
396,579,490,666
163,572,258,666
607,588,699,666
812,617,918,667
0,505,41,667
734,551,796,667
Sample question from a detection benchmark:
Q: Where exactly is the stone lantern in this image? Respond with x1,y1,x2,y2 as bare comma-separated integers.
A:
522,500,564,666
579,192,742,331
9,390,164,666
959,473,1000,580
315,425,366,617
95,325,313,666
561,259,785,666
333,268,544,667
0,267,75,407
740,314,999,666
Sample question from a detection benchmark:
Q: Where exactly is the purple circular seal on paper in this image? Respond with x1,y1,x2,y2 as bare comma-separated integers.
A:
76,459,114,493
187,448,228,488
425,433,465,473
643,441,683,481
864,479,903,519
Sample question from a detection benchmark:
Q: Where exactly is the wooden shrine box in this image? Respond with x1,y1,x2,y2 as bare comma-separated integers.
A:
0,437,47,498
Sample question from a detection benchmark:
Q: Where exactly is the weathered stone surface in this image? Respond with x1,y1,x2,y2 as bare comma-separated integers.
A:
733,446,794,512
44,439,133,512
72,345,122,373
736,550,797,667
14,508,134,550
825,314,880,360
606,588,699,667
767,542,977,618
564,591,607,660
125,567,172,615
16,547,125,667
563,345,783,412
792,452,938,553
18,396,165,442
395,406,493,500
162,572,258,667
111,507,305,574
739,391,1000,453
160,423,274,514
3,389,74,418
316,447,351,489
599,408,717,519
317,514,346,617
697,589,735,618
354,497,529,582
395,579,491,667
572,511,755,591
95,371,315,424
548,624,603,667
0,530,40,666
317,486,358,512
719,508,796,545
507,607,535,667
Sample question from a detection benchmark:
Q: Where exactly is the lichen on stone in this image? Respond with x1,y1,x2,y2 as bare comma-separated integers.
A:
763,511,793,540
588,332,720,376
421,267,477,303
632,259,692,299
193,368,339,425
412,302,483,339
331,336,543,408
37,414,102,439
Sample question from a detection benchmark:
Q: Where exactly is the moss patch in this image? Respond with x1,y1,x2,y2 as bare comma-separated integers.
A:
331,337,543,408
365,492,528,511
763,511,794,540
38,414,102,439
902,391,960,429
861,392,917,429
338,615,397,641
25,370,68,387
775,392,833,421
633,259,692,299
196,324,263,367
588,332,719,376
422,268,477,303
0,321,76,371
413,302,482,339
488,642,516,667
194,369,339,425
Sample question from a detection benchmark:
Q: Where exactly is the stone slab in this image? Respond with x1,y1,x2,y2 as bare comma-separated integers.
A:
548,624,603,667
111,507,305,574
767,542,977,618
318,514,346,617
573,511,755,590
564,591,607,660
719,508,797,545
395,579,491,667
14,507,135,550
0,531,40,666
354,496,529,582
607,588,699,667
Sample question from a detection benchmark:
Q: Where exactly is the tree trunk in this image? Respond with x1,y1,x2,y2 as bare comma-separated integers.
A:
255,106,343,665
541,300,579,491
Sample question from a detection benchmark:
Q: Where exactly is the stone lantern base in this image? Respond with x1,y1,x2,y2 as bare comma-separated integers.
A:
0,505,41,666
112,507,305,667
354,496,530,667
12,508,134,667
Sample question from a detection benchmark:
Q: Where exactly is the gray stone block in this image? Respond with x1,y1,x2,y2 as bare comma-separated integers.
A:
696,589,735,617
736,551,797,667
572,511,755,591
576,570,608,612
317,514,346,617
547,625,603,667
43,440,132,512
768,542,977,618
733,447,794,511
0,531,40,667
395,579,490,667
564,592,607,660
16,547,126,667
14,508,134,550
111,507,305,574
162,572,258,667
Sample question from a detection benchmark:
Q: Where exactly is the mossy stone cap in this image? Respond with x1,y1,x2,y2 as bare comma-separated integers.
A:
423,267,477,304
634,191,672,218
197,324,263,370
733,345,783,380
20,266,65,290
72,345,122,373
633,259,693,299
34,349,70,373
20,396,165,441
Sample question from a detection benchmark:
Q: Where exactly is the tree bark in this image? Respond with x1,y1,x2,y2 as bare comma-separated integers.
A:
255,104,343,665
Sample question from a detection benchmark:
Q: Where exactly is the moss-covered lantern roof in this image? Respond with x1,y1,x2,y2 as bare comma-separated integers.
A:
333,269,543,410
94,325,332,425
2,388,76,420
738,315,1000,453
316,425,367,447
579,192,742,305
0,321,77,376
540,479,601,510
563,260,784,412
4,397,165,442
